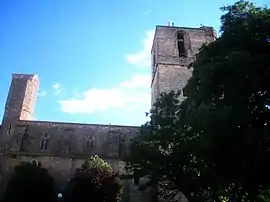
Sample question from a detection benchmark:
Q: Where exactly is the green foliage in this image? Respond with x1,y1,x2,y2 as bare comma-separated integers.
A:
3,160,56,202
183,0,270,200
83,155,113,173
65,155,122,202
127,1,270,202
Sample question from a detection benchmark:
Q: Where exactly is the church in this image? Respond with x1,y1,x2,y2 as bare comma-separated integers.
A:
0,24,216,202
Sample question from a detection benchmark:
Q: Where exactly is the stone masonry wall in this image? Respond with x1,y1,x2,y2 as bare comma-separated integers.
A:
20,75,39,120
153,26,216,60
156,64,193,102
0,120,140,201
5,120,139,159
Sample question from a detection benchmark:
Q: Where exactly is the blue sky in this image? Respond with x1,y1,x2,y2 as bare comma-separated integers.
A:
0,0,269,126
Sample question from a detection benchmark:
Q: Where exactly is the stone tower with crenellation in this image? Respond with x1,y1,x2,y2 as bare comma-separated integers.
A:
0,74,39,150
151,25,217,106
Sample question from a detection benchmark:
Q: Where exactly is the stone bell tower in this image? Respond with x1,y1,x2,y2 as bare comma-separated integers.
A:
150,25,216,106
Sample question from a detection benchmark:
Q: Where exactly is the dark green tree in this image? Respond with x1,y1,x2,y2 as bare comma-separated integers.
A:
127,1,270,201
182,1,270,200
3,160,56,202
65,155,122,202
127,91,205,202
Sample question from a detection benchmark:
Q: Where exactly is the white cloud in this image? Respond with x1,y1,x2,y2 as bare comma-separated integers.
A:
58,29,156,124
57,74,151,115
38,90,47,97
52,83,61,96
53,83,60,89
125,30,155,67
120,74,150,89
142,10,152,15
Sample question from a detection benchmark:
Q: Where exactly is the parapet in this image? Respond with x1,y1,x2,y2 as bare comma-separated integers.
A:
151,24,217,53
12,74,39,84
199,26,217,38
12,73,39,80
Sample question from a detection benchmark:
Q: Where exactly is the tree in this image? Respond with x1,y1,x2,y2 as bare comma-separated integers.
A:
65,155,122,202
127,1,270,201
183,1,270,200
3,160,56,202
127,91,205,202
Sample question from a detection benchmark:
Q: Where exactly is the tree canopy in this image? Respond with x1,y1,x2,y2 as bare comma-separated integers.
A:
3,160,56,202
65,155,122,202
127,1,270,201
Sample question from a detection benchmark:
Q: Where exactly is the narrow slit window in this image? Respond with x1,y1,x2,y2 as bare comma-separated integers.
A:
85,136,95,150
177,32,186,57
8,124,12,134
16,137,20,144
40,134,49,151
152,52,156,68
40,139,49,150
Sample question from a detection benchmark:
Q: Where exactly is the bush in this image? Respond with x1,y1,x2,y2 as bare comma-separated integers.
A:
65,155,122,202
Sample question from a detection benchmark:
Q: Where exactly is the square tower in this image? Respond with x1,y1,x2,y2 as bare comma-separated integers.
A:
2,74,39,122
0,74,39,150
151,25,216,106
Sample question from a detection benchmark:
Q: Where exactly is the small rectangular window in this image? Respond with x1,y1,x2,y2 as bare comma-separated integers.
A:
177,32,186,57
